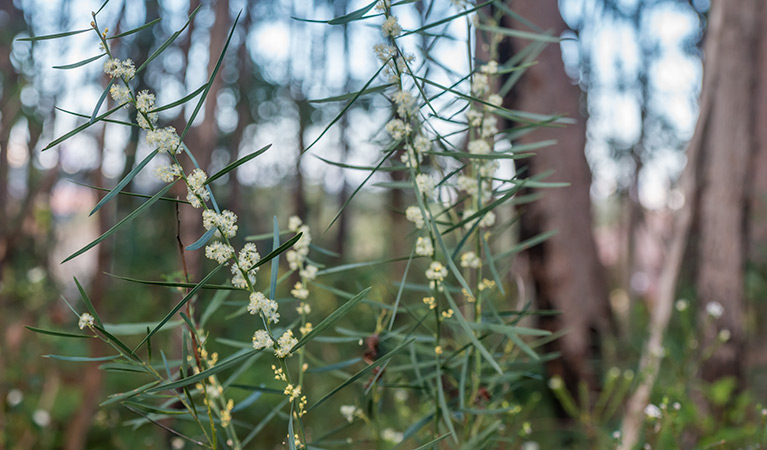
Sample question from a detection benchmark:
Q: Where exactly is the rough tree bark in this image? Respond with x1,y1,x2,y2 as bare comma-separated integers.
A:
502,0,611,391
691,0,759,383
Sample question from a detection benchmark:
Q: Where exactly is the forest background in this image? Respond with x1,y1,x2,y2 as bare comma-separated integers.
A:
4,0,767,448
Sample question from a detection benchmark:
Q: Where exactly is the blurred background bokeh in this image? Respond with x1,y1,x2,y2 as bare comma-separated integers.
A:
4,0,767,448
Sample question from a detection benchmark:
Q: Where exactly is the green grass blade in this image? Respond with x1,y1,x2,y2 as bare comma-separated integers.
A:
108,17,161,39
388,246,415,331
204,144,271,185
148,83,207,113
25,326,94,339
133,262,225,352
53,53,106,70
74,276,103,327
62,182,176,263
291,287,372,352
18,28,90,41
90,150,158,216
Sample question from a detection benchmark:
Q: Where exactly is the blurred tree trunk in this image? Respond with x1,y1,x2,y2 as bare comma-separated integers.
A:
502,0,611,391
688,1,761,382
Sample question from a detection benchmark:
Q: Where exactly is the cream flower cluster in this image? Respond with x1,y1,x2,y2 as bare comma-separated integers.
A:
103,58,135,80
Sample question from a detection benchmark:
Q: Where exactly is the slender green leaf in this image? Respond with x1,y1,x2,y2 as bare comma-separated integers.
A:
148,349,258,392
44,104,124,151
292,287,372,352
412,433,451,450
270,217,279,301
63,182,176,263
398,1,494,38
53,53,106,70
70,179,188,204
328,0,378,24
90,78,115,124
254,232,303,271
100,380,161,406
108,17,161,40
103,320,183,336
476,24,559,43
55,106,136,127
205,144,271,185
90,150,159,216
18,28,90,41
25,326,94,339
105,272,245,291
185,227,216,251
134,262,225,352
306,338,414,413
178,10,240,143
308,83,393,103
137,6,201,74
304,62,388,154
148,83,207,113
74,276,103,327
43,354,120,362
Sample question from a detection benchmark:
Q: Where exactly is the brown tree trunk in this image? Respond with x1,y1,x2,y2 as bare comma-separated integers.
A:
502,0,611,391
692,0,760,382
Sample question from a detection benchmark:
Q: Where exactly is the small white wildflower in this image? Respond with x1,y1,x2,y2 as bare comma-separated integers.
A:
146,126,181,154
467,109,483,127
291,282,309,300
548,376,564,390
340,405,358,423
718,328,731,342
288,215,303,232
400,146,422,168
217,210,238,238
300,264,318,280
294,225,312,255
675,299,689,312
135,90,155,113
381,16,401,38
480,60,498,74
186,168,209,208
472,74,489,95
480,210,496,228
392,89,416,117
644,404,662,420
6,389,23,407
479,159,500,177
205,241,234,264
238,243,261,271
373,43,396,62
612,431,621,440
120,59,136,79
468,139,491,155
230,262,256,289
202,210,218,231
385,118,411,140
103,58,121,77
413,134,430,154
460,251,481,269
137,111,158,130
415,236,434,257
78,313,94,329
706,301,724,319
153,164,182,183
275,330,298,358
109,85,131,106
286,250,302,271
487,93,503,108
248,292,280,324
32,409,51,427
425,261,448,281
252,330,274,350
375,0,390,11
296,302,311,315
381,428,403,443
415,173,436,198
405,205,425,229
481,115,498,137
457,175,478,196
